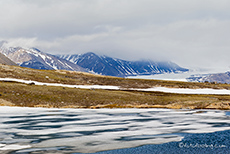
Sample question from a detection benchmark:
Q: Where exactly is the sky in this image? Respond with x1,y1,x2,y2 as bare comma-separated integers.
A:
0,0,230,71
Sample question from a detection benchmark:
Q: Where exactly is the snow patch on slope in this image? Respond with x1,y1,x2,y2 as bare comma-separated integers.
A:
0,78,230,95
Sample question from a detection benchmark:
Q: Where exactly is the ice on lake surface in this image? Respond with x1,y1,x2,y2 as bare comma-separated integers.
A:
0,106,229,153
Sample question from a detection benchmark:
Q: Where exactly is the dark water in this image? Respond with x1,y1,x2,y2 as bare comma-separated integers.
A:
0,107,229,154
94,130,230,154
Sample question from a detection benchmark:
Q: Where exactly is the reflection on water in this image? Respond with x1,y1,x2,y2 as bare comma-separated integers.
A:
0,107,229,153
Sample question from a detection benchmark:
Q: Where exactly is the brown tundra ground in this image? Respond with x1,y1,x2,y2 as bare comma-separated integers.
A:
0,64,230,110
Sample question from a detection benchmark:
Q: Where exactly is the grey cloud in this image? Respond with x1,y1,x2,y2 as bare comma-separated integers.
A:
0,0,230,70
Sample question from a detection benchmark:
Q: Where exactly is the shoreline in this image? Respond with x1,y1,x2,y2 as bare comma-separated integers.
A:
1,103,230,110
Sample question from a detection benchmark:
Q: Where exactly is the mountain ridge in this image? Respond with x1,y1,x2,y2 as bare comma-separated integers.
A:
0,45,87,72
58,52,189,77
0,42,189,77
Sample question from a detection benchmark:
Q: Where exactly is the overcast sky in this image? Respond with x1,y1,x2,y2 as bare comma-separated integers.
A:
1,0,230,70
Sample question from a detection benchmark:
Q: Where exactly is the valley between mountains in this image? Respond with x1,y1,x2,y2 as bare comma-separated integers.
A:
0,64,230,110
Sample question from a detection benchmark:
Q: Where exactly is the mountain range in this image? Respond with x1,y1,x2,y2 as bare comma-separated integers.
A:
0,42,189,77
58,52,189,77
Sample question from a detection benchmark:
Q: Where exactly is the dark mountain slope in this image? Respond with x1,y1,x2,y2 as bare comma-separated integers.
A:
58,52,189,77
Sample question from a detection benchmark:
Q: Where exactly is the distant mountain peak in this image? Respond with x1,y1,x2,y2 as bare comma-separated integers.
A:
0,46,87,72
30,47,42,52
187,71,230,84
85,52,97,55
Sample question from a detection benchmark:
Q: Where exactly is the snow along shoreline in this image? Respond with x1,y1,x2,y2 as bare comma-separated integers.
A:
0,78,230,95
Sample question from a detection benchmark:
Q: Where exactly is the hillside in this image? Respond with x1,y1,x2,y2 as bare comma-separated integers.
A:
0,44,86,72
58,52,189,77
0,53,17,66
0,64,230,110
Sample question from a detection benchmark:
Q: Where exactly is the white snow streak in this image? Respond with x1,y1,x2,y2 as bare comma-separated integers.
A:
0,78,120,90
0,78,230,95
134,87,230,95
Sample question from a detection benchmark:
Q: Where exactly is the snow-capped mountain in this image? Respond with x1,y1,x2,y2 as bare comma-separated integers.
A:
0,43,86,72
187,72,230,84
0,41,188,77
0,52,17,66
58,52,189,77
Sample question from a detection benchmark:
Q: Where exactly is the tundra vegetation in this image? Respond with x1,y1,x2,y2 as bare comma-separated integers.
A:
0,64,230,110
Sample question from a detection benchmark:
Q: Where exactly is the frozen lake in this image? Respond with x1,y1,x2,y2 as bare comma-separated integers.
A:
0,107,229,153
